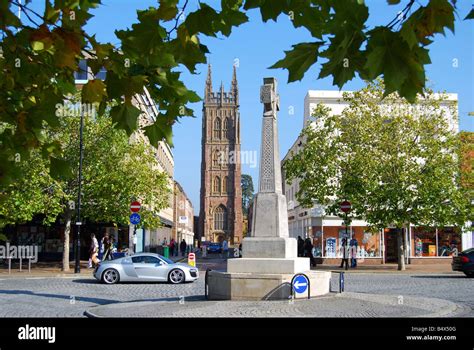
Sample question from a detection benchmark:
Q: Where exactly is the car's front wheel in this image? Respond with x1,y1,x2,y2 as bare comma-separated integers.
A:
102,268,120,284
169,269,185,284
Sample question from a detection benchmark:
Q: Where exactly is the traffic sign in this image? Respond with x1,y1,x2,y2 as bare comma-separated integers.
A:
130,213,141,225
188,252,196,267
292,274,309,294
130,201,141,212
340,200,351,213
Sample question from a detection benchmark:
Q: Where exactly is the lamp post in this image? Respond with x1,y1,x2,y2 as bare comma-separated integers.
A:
74,110,85,273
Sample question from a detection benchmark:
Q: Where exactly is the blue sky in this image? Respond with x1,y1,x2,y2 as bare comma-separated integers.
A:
29,0,474,213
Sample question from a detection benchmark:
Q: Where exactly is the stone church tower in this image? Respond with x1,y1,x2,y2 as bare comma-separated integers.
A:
199,64,243,245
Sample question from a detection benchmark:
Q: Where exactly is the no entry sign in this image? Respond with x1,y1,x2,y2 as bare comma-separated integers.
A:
188,253,196,267
340,200,351,213
130,201,141,212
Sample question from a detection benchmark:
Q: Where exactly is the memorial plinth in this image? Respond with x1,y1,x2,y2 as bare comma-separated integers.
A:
207,78,330,300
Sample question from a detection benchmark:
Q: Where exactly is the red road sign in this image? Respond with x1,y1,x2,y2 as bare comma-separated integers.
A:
340,200,351,213
130,201,141,212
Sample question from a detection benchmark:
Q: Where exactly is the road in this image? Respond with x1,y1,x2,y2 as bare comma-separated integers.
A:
0,258,472,317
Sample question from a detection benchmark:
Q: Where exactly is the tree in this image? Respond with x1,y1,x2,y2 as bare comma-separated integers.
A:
241,174,254,216
0,103,170,271
459,131,474,192
284,80,471,270
0,0,472,186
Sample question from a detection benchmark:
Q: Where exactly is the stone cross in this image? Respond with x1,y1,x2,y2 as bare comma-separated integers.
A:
249,77,290,242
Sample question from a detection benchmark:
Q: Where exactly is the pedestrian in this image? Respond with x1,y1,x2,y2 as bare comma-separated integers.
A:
89,233,99,268
304,238,316,267
103,235,114,261
222,239,229,258
101,233,109,261
349,235,358,268
339,237,349,270
169,238,175,257
180,239,187,257
297,236,304,257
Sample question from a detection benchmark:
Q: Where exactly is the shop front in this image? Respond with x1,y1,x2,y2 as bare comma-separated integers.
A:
409,226,461,265
1,217,130,262
312,219,384,265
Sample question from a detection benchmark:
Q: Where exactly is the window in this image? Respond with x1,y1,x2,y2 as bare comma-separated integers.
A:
413,227,437,257
95,67,107,80
437,227,461,256
214,117,221,139
223,117,230,139
214,205,228,230
143,256,161,264
74,59,88,80
213,151,220,167
213,176,221,193
131,256,145,263
223,176,229,193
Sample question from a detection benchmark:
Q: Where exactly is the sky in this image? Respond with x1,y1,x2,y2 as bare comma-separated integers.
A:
29,0,474,214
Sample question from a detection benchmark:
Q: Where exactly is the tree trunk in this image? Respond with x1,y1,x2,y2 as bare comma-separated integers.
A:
397,228,406,271
62,211,72,272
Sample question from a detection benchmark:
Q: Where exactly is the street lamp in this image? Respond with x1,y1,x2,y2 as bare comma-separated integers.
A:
74,110,85,273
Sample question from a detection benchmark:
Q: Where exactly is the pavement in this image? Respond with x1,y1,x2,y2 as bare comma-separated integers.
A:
0,257,472,318
84,292,469,318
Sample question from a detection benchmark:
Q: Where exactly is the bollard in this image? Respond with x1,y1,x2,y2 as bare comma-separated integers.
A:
339,272,345,293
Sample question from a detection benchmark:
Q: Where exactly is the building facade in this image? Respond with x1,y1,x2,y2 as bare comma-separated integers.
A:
173,181,195,246
199,65,243,245
282,90,468,265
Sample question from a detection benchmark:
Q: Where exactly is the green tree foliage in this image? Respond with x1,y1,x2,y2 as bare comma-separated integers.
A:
459,131,474,192
284,80,472,269
241,174,254,216
0,0,471,185
0,100,171,270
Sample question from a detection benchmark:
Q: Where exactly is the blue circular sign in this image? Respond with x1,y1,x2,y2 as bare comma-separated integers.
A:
292,274,309,294
130,213,141,225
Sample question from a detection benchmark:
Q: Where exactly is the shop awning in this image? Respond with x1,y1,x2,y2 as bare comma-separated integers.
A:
159,216,174,228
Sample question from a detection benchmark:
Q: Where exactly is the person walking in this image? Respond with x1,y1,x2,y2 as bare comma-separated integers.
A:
180,239,187,257
89,233,99,268
222,239,229,258
297,236,304,257
339,237,349,270
304,238,316,267
349,235,358,268
101,233,109,261
103,235,114,261
169,238,175,257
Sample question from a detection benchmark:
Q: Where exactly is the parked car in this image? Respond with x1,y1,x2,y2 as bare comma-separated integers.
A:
207,242,222,254
452,248,474,277
94,253,199,284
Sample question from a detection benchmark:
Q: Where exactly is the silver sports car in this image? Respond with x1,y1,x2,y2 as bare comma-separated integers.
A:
93,253,199,284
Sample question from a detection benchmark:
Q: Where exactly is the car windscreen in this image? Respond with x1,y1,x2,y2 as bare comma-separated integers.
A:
462,248,474,256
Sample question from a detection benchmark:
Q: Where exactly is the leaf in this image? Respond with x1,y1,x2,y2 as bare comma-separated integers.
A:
144,121,173,147
184,3,220,36
50,157,73,180
156,0,179,21
81,79,107,103
364,27,430,101
270,42,323,82
464,8,474,20
110,103,141,135
244,0,286,22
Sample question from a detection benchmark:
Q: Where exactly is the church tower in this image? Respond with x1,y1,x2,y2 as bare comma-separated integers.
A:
199,65,243,245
